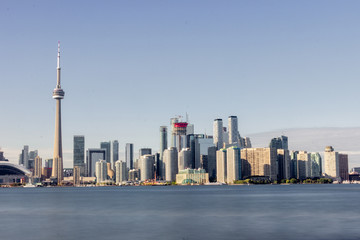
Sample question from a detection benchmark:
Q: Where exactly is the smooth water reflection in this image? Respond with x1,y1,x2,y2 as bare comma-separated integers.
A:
1,185,359,240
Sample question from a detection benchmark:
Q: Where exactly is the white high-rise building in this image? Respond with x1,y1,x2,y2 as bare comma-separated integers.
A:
164,147,178,182
115,160,127,184
213,119,223,150
228,116,239,145
95,160,107,184
178,148,191,171
140,154,155,181
216,148,227,183
226,147,241,183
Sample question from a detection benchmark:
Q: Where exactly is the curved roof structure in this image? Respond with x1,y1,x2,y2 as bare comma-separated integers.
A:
0,162,31,176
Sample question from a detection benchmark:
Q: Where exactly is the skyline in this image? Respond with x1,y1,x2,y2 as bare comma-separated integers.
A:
2,1,360,167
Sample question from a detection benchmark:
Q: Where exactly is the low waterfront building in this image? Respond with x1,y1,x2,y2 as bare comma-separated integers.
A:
176,168,209,184
128,169,140,182
0,162,31,185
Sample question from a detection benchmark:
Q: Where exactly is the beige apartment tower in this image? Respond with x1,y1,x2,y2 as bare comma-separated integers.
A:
216,148,227,183
51,42,65,184
324,146,339,179
241,148,277,181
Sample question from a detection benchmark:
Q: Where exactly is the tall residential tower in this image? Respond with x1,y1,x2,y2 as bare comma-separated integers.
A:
51,42,65,184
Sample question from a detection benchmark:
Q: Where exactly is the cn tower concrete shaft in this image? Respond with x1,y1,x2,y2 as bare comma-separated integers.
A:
51,42,65,184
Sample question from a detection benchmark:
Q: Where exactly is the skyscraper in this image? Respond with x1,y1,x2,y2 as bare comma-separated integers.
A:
324,146,339,179
34,156,42,179
164,147,178,182
170,117,179,147
73,166,81,186
289,151,298,179
207,146,217,182
140,154,155,181
73,135,85,175
178,148,191,171
86,148,106,177
213,119,223,150
125,143,134,170
296,151,310,180
216,148,227,183
269,136,288,150
22,145,29,169
160,126,168,157
100,141,111,164
228,116,239,145
139,148,152,157
115,160,127,184
338,154,349,181
159,126,168,179
52,42,65,184
241,148,277,181
28,150,38,170
95,160,107,184
112,140,119,169
310,152,322,178
277,149,290,180
227,146,241,183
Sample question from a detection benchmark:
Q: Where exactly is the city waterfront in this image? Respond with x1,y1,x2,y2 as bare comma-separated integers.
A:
1,185,359,240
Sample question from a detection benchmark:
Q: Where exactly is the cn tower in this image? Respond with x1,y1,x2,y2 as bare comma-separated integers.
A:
51,41,65,184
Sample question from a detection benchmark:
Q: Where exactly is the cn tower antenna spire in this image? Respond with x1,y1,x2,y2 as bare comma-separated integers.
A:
57,41,61,87
57,41,60,66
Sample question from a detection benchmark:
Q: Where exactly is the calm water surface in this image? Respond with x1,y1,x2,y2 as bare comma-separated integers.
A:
1,185,359,240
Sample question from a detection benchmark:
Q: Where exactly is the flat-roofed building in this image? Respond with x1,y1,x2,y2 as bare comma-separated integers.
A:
241,148,277,181
216,148,227,183
324,146,339,179
338,154,349,181
310,152,322,178
176,168,209,184
227,146,241,183
73,166,81,186
34,156,42,179
277,149,290,180
115,160,127,184
95,160,107,184
296,151,310,180
164,147,178,182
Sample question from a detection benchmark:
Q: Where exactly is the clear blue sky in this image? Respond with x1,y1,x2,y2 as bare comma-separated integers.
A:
1,1,360,166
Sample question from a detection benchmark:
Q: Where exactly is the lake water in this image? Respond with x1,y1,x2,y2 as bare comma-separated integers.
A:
1,185,359,240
